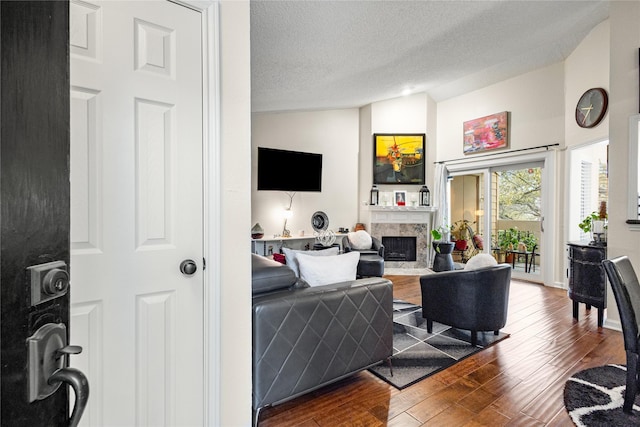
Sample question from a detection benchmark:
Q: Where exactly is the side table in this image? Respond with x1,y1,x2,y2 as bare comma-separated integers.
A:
432,242,455,272
567,241,606,327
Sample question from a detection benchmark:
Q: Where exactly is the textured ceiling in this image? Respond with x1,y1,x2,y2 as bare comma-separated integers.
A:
251,0,610,113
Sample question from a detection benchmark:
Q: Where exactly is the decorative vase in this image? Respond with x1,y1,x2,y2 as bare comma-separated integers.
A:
251,222,264,239
432,242,455,272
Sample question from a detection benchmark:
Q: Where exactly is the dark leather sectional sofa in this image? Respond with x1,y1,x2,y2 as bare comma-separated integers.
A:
252,254,393,421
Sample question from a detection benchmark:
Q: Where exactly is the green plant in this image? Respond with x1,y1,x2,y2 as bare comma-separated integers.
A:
430,225,449,242
451,219,475,241
497,227,519,251
431,222,451,254
578,212,600,234
520,233,537,251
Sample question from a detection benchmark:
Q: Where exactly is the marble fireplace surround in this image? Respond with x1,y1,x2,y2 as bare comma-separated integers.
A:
369,207,436,269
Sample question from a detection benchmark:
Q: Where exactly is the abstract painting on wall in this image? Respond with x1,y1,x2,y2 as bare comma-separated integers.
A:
463,111,509,154
373,133,425,184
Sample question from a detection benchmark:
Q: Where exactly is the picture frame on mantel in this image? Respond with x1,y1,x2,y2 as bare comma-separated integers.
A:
394,190,407,206
463,111,509,154
373,133,425,185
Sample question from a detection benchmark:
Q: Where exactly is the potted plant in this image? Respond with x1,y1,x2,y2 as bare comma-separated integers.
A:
497,227,519,263
430,224,450,245
451,219,475,251
579,205,607,244
430,224,454,271
520,233,537,252
578,212,600,235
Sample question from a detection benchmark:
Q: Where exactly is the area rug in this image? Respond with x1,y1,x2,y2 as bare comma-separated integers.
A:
368,300,509,389
564,364,640,426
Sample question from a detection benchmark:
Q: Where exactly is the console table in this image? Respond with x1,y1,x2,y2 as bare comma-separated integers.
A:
567,241,606,327
251,234,347,256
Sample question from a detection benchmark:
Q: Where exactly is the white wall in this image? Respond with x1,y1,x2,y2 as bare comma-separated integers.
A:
252,109,360,237
370,94,427,133
559,19,611,294
437,63,566,162
358,94,430,223
605,1,640,330
564,20,610,148
218,1,252,425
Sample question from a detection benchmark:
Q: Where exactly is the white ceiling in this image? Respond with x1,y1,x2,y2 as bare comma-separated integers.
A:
250,0,610,113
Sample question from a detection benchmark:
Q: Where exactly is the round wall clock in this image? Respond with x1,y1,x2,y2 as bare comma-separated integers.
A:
575,88,608,128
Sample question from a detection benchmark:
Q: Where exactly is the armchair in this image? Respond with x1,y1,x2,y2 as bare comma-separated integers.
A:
342,232,385,277
419,264,511,346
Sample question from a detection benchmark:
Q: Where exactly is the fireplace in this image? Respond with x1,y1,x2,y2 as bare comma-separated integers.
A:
382,236,417,262
368,206,435,268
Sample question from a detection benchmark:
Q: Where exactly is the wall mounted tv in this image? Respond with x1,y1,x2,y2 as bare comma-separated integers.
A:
257,147,323,192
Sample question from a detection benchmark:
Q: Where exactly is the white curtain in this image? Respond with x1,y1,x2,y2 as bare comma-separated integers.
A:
429,163,449,267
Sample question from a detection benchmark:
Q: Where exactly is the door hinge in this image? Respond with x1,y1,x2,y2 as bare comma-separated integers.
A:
203,257,206,270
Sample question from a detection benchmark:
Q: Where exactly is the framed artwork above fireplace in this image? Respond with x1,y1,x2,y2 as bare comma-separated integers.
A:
373,133,425,184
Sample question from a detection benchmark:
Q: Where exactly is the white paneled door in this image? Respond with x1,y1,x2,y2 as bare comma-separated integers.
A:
70,1,204,425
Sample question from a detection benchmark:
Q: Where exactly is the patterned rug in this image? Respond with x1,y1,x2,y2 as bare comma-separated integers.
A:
564,364,640,426
368,300,509,389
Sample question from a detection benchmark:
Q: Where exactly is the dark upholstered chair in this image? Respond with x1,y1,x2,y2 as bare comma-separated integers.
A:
419,264,511,346
342,235,385,277
602,256,640,413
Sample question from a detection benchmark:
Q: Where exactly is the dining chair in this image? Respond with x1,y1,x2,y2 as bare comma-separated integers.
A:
602,256,640,413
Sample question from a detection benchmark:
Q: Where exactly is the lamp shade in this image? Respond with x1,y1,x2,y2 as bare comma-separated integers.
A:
419,185,430,206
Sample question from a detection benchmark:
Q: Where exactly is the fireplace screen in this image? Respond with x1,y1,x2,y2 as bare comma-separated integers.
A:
382,236,417,262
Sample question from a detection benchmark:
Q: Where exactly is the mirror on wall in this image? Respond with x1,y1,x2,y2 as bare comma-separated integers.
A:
628,115,640,221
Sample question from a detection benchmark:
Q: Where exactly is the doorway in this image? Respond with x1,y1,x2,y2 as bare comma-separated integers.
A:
446,150,555,284
566,140,609,243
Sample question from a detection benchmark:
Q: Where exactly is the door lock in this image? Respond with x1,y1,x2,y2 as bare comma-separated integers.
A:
27,261,69,307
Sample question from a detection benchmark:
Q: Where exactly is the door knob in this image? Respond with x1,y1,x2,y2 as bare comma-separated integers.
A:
180,259,197,276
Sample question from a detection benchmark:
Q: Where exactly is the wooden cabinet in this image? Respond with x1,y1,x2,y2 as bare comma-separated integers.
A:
567,242,606,327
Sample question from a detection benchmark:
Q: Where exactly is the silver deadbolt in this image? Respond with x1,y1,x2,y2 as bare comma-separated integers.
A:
43,268,69,295
27,261,69,307
180,259,197,276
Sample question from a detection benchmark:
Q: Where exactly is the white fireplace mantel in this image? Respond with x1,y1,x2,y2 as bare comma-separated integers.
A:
369,206,437,224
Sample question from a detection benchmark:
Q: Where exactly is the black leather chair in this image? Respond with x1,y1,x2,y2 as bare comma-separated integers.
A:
342,235,385,277
602,256,640,413
419,264,511,346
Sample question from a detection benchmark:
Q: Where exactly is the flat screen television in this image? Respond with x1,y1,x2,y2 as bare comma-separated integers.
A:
257,147,323,192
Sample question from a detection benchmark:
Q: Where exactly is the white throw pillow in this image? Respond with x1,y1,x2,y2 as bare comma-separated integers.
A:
297,251,360,286
348,230,372,250
281,246,339,277
464,253,498,270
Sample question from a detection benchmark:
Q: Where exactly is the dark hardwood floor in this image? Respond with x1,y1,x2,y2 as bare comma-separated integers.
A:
257,275,625,426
